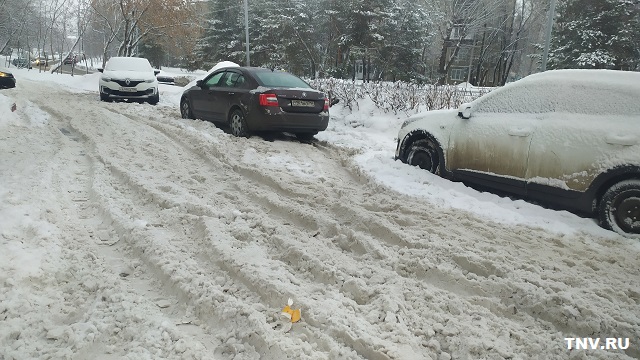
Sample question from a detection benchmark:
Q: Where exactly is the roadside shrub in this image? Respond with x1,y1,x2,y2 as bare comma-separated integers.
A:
308,78,492,115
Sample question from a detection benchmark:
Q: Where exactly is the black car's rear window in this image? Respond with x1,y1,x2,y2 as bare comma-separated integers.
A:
253,71,311,89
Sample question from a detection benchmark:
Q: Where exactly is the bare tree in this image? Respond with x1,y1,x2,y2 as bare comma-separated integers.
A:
0,0,33,56
90,0,196,67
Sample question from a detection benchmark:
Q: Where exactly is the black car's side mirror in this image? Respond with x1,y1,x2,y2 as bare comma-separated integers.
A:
196,79,204,88
98,68,103,73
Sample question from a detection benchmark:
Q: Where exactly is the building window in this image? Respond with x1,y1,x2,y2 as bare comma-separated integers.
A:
457,46,470,61
450,68,467,82
451,26,465,39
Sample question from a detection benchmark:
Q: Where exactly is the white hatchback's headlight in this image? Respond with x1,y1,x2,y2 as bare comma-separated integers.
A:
101,76,112,82
145,79,155,83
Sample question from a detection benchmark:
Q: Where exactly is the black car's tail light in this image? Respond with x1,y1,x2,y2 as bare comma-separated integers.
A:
259,93,279,107
323,98,330,111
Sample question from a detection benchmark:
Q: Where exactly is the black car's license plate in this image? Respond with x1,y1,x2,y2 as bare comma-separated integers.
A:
291,100,314,107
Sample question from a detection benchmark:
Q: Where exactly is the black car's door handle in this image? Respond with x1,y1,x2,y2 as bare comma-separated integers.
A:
228,92,235,96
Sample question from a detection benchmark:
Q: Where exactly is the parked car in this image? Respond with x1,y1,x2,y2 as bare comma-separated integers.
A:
0,68,16,89
395,69,640,238
180,66,329,139
155,71,175,85
32,57,46,66
98,57,160,104
11,58,31,69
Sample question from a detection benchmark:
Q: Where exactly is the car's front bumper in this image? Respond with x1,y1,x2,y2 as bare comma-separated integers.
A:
100,83,157,99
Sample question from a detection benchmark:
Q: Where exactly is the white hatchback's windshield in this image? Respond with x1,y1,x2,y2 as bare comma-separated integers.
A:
105,57,153,72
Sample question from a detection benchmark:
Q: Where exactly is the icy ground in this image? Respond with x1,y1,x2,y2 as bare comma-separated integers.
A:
1,69,639,359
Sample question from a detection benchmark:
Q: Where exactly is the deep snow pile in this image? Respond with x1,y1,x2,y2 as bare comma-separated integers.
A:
0,70,638,360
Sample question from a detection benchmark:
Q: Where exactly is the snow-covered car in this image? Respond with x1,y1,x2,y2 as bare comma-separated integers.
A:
395,69,640,237
180,66,329,139
98,57,160,104
0,68,16,89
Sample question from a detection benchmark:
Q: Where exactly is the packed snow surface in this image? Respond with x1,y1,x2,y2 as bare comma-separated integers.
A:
1,69,639,360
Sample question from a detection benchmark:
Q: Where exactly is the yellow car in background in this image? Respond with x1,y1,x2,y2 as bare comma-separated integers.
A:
32,57,46,66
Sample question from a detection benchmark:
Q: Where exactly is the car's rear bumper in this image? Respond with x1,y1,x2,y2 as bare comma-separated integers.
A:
247,110,329,133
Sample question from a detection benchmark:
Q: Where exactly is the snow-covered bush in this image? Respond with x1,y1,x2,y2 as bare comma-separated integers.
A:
308,78,492,115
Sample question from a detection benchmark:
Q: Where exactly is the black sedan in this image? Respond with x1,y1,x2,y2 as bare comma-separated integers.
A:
180,67,329,139
0,68,16,89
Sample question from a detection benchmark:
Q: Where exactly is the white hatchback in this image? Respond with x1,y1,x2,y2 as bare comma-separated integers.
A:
99,57,159,104
396,69,640,238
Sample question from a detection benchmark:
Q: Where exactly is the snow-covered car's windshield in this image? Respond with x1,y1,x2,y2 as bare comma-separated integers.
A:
105,57,153,72
253,71,311,89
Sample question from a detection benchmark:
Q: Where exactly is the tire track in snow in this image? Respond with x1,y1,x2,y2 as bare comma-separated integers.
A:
90,106,408,358
5,86,215,359
60,103,365,358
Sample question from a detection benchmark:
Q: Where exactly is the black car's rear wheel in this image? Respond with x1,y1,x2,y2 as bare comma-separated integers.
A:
229,109,249,137
405,138,441,175
599,180,640,238
180,97,194,119
295,132,317,141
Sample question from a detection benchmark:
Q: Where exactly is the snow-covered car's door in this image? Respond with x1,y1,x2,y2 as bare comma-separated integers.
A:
525,84,640,192
447,86,535,195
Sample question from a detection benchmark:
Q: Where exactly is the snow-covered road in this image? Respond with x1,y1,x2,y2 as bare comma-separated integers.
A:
1,76,639,359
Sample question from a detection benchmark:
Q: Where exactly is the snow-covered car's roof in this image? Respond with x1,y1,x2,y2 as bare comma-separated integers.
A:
520,69,640,89
472,69,640,116
105,57,153,72
208,61,239,73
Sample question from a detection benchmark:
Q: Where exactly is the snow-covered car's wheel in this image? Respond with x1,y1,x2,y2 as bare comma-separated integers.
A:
406,138,441,175
229,109,249,137
180,97,194,119
598,179,640,238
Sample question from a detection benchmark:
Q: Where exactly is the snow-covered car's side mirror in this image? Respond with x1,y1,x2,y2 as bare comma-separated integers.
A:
98,68,103,73
458,103,472,119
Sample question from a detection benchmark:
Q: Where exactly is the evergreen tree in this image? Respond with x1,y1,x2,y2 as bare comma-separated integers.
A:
550,0,640,70
378,0,435,82
194,0,245,70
